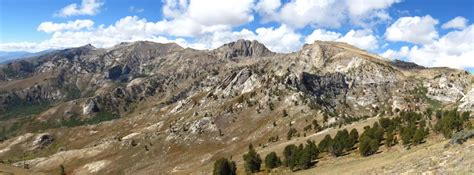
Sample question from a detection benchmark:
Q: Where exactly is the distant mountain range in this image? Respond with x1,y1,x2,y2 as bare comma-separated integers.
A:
0,50,55,64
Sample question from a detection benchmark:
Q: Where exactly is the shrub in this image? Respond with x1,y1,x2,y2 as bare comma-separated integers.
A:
287,128,298,140
243,144,262,173
213,157,237,175
264,152,281,170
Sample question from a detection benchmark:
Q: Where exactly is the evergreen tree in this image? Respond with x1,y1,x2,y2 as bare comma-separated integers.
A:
359,136,379,156
305,140,319,160
401,125,416,145
312,119,321,131
379,117,391,129
358,124,381,156
283,144,298,170
243,144,262,173
318,134,332,152
296,146,312,170
264,152,281,170
330,130,347,156
213,157,237,175
412,127,425,145
349,128,359,145
385,129,395,147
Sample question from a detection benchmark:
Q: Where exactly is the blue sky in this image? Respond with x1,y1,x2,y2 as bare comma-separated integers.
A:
0,0,473,72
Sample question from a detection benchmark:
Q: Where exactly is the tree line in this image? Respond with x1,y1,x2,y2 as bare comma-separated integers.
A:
213,109,472,174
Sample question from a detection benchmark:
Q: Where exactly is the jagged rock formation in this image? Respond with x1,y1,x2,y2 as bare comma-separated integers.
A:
0,40,472,174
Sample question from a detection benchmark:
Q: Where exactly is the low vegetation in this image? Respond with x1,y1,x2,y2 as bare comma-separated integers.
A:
213,109,472,173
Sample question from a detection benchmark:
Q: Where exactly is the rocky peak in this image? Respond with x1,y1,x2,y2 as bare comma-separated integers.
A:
214,39,274,59
82,43,96,50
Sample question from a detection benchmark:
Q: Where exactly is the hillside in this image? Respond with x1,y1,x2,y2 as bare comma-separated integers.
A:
0,39,472,174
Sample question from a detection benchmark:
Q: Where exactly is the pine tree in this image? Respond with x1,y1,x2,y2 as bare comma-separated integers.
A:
330,131,345,156
305,140,319,160
296,146,312,170
349,128,359,145
312,119,321,131
412,127,425,145
243,144,262,173
385,129,395,147
359,136,379,156
264,152,281,170
318,134,332,152
283,144,298,170
213,157,237,175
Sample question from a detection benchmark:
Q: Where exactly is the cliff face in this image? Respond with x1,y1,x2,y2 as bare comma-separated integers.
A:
0,40,472,174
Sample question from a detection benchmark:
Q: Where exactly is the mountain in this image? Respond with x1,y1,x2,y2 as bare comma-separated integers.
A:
0,40,472,174
0,49,56,64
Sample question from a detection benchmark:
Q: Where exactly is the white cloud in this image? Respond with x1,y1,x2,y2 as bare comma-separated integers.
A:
190,24,302,53
305,29,341,43
129,6,144,13
385,15,439,44
0,16,189,52
37,20,94,33
305,29,378,50
157,0,255,37
56,0,104,17
254,24,302,52
381,46,409,59
255,0,281,21
382,25,474,69
278,0,346,28
442,16,468,30
255,0,400,29
338,30,378,50
346,0,399,16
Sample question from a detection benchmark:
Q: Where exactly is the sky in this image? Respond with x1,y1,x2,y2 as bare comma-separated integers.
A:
0,0,473,72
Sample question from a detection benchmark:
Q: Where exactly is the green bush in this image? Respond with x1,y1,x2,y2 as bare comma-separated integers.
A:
264,152,281,170
213,157,236,175
359,136,379,156
287,128,298,140
243,144,262,173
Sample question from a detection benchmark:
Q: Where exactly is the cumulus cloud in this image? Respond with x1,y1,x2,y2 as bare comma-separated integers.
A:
188,24,302,52
305,29,341,43
305,29,378,50
346,0,401,17
382,25,474,69
0,16,188,52
37,20,94,33
442,16,468,29
385,15,439,44
157,0,255,37
56,0,104,17
381,46,409,59
254,25,302,52
255,0,400,28
255,0,281,21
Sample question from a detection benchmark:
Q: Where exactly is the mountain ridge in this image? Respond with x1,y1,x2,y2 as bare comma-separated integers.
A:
0,39,472,174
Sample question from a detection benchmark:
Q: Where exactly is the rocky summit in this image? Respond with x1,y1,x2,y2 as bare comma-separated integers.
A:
0,40,472,174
